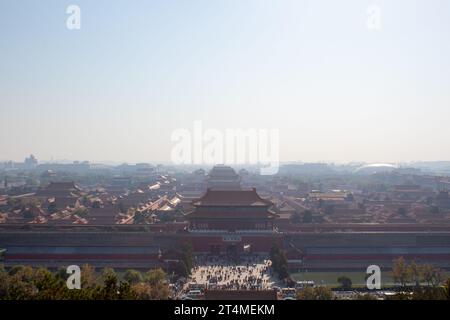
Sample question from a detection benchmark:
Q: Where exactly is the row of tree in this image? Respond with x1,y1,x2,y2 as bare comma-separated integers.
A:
334,258,448,291
0,264,170,300
392,257,446,288
296,257,450,300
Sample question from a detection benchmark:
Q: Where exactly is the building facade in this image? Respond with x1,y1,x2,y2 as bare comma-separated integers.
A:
184,188,279,254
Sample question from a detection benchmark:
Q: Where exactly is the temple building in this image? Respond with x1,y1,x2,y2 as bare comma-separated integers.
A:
186,188,277,232
184,188,279,254
207,165,241,191
35,181,81,198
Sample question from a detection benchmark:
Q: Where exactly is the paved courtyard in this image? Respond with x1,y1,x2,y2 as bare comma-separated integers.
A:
187,254,280,291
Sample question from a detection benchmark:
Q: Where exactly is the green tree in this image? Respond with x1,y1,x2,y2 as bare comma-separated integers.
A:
278,265,289,280
8,265,34,281
392,257,409,288
124,269,143,285
444,278,450,300
0,265,173,300
131,282,153,299
81,264,98,289
100,268,119,299
270,246,280,271
33,267,65,300
180,241,193,274
173,260,189,278
407,261,422,287
422,264,444,287
270,244,289,280
145,268,166,286
6,267,38,300
55,267,68,281
296,287,315,300
117,281,137,299
0,266,9,298
130,281,169,300
337,276,352,289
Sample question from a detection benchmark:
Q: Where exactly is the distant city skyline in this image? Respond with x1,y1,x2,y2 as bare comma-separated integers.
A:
1,1,450,163
3,154,450,168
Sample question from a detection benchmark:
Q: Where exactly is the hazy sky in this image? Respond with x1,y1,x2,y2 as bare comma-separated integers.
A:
1,0,449,163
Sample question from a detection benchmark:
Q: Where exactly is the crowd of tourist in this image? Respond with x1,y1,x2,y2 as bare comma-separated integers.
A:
188,254,274,291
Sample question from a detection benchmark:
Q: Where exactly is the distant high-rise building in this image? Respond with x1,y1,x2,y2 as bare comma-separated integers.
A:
24,154,38,169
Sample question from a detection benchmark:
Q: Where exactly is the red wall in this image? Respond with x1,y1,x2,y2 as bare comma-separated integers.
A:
186,234,282,253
